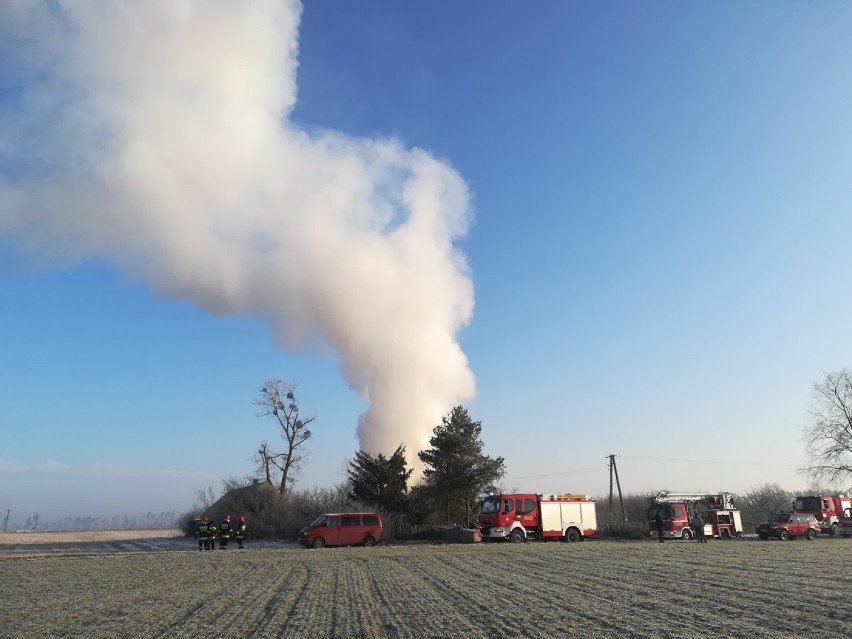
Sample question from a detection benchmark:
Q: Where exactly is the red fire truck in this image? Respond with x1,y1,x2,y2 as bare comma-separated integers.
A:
792,494,852,536
647,492,742,540
478,493,597,543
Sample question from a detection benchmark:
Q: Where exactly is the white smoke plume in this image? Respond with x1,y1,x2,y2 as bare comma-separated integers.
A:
0,1,476,463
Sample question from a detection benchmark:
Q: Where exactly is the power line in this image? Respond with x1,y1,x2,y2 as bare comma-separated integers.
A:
619,455,799,468
506,465,605,480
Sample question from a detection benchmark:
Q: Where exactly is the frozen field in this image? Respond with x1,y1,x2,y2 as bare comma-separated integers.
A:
2,537,850,638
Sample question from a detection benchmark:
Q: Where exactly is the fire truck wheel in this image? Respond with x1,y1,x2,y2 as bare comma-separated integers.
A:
777,529,789,541
829,523,838,537
806,528,817,541
509,528,525,544
681,528,693,541
565,529,580,543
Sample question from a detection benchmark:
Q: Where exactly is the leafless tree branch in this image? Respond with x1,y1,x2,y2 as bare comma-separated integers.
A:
803,369,852,486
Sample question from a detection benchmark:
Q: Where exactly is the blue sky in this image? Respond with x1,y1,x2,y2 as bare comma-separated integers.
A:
2,1,851,525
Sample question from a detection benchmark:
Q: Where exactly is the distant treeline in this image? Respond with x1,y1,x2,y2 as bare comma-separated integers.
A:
13,511,177,532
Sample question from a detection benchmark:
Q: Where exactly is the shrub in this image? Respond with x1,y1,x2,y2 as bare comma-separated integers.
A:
597,521,649,540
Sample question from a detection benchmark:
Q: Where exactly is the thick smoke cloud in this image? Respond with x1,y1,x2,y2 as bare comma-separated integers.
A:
0,0,476,462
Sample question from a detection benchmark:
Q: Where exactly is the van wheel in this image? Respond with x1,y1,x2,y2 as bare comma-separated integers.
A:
311,537,326,549
777,529,789,541
363,536,375,548
509,528,525,543
565,529,580,543
806,528,816,541
681,528,693,541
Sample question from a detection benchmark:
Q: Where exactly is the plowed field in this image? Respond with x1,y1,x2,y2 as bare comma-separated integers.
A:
2,539,850,638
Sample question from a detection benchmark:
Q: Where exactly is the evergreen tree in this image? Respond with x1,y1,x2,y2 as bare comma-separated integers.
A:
348,445,412,513
418,405,505,524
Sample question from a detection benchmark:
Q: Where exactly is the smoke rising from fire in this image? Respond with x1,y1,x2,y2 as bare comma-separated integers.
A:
0,1,476,460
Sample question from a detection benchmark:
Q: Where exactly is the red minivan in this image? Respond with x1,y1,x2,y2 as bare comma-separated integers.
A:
297,512,383,548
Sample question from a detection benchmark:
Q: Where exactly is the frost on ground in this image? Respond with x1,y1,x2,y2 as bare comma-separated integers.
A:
2,540,850,638
0,530,296,557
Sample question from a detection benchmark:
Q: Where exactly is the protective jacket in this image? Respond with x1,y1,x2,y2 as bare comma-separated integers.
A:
197,521,210,539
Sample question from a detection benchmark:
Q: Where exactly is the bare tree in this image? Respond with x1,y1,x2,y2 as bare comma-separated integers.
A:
740,483,794,518
193,485,217,510
221,474,255,493
255,380,315,495
804,369,852,487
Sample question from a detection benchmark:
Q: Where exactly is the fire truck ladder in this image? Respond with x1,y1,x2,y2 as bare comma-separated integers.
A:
649,492,736,510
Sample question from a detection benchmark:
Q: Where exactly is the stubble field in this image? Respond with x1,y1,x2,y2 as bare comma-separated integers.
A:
2,537,850,638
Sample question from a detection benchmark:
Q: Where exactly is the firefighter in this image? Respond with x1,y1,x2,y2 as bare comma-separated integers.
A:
207,519,218,550
654,510,665,543
691,512,707,543
234,514,247,549
218,514,232,549
196,517,210,551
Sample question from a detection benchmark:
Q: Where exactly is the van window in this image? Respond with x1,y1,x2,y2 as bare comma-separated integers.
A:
341,515,361,526
325,516,338,527
362,515,379,526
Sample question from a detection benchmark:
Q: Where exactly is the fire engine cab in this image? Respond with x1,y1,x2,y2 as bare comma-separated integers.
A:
792,494,852,536
647,492,742,540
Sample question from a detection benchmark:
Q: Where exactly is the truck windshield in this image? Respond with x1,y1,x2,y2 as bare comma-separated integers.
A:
480,497,500,514
648,507,668,520
794,497,822,510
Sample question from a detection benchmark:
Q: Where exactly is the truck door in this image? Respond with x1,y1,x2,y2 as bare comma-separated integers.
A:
321,516,340,546
516,498,537,527
501,498,515,527
671,505,687,533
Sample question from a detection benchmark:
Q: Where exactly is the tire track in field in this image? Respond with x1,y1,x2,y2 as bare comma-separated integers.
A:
230,559,310,639
274,559,337,639
470,545,709,637
210,560,306,639
146,556,307,639
410,545,598,635
425,546,597,634
322,556,387,639
365,554,486,638
404,548,623,637
511,543,827,637
148,557,248,638
520,545,764,635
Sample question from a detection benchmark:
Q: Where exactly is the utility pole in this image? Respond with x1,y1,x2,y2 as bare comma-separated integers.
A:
3,508,10,532
607,455,627,523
